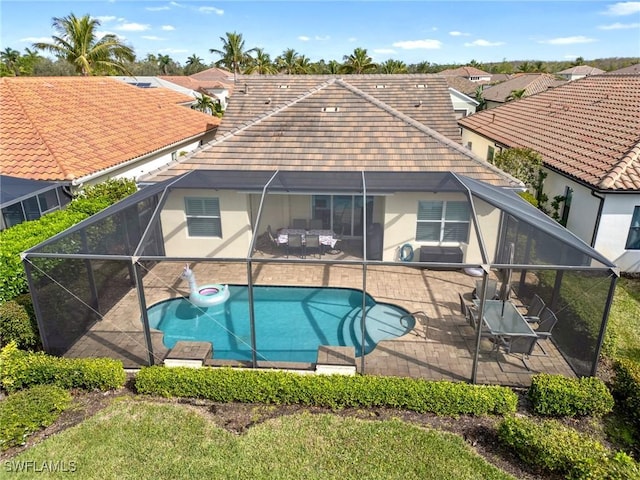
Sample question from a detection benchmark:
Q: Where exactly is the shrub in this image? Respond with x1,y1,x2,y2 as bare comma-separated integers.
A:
134,366,518,415
612,359,640,435
0,385,71,450
528,373,614,417
0,342,126,392
498,416,639,479
0,300,38,349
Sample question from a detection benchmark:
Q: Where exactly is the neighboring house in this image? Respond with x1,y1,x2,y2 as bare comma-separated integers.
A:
141,74,522,263
557,65,605,81
0,77,219,189
0,175,72,230
605,63,640,75
438,66,492,82
186,66,236,109
442,75,479,96
480,74,565,109
448,87,479,119
458,74,640,272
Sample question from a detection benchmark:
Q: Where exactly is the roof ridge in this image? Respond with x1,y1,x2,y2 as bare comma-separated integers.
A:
335,78,523,186
3,79,71,180
600,140,640,189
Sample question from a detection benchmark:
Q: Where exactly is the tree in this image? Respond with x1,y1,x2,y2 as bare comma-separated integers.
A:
33,13,135,76
506,89,526,101
209,31,256,81
474,86,487,111
378,59,408,74
572,56,585,66
184,54,206,75
493,148,545,203
517,61,536,73
341,47,377,74
245,48,277,75
275,48,301,74
157,54,172,75
1,47,21,76
193,94,215,114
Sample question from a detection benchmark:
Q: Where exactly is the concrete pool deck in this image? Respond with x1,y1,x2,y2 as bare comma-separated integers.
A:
63,261,576,387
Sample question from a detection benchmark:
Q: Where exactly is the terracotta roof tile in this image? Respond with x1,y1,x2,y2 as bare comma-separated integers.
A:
0,77,219,181
458,74,640,190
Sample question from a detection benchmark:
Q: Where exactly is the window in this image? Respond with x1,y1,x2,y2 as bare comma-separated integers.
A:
625,206,640,250
416,201,470,243
486,146,495,162
185,197,221,237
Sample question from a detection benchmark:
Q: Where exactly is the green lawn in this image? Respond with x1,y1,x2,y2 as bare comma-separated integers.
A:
610,277,640,363
4,398,514,480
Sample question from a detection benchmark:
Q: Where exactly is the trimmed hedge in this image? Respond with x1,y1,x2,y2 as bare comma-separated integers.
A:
0,385,71,450
498,416,639,480
528,373,614,417
0,342,126,393
134,366,518,415
613,359,640,434
0,300,38,350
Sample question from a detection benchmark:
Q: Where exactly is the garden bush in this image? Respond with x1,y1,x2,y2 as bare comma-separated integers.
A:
498,415,639,479
0,385,71,450
0,300,38,350
528,373,614,417
612,359,640,435
134,366,518,415
0,342,126,392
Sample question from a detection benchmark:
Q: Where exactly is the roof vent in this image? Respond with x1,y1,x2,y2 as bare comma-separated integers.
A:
415,100,423,107
277,85,290,89
322,107,340,113
375,84,386,89
415,84,427,88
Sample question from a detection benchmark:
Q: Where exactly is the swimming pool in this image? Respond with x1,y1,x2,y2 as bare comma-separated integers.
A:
147,285,413,363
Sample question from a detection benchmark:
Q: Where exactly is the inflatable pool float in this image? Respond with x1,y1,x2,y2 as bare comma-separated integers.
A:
181,265,230,308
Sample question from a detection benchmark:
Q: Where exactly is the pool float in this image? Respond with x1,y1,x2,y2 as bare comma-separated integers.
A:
181,265,230,308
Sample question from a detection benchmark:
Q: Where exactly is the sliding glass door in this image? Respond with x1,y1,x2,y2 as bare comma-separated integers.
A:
312,195,373,237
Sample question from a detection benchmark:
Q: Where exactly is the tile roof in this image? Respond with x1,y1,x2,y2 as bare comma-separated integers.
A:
145,75,519,187
0,77,219,182
605,63,640,75
438,66,492,77
481,74,565,103
558,65,605,75
189,67,235,84
159,75,229,92
458,74,640,191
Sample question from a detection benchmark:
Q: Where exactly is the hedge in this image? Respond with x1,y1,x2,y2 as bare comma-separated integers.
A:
612,359,640,435
0,385,71,450
527,373,614,417
134,366,518,415
0,300,39,350
0,342,126,392
498,416,639,480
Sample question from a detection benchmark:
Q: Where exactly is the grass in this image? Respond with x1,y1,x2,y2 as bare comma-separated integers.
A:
4,398,515,480
610,277,640,363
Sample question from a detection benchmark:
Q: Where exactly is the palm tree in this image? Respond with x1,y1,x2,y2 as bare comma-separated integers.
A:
326,60,342,74
33,13,135,76
341,47,377,74
157,54,172,75
474,86,487,111
193,94,216,115
209,32,256,81
517,61,536,73
506,89,526,101
1,47,21,75
184,54,205,75
293,55,313,74
245,48,277,75
275,48,301,74
379,59,408,74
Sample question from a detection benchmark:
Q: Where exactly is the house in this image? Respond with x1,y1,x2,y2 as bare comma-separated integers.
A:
557,65,605,81
449,87,479,119
0,77,219,189
458,74,640,272
0,174,71,230
479,73,565,109
605,63,640,75
438,66,492,82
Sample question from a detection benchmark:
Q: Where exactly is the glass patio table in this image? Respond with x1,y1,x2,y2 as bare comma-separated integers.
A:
472,299,537,337
277,228,338,248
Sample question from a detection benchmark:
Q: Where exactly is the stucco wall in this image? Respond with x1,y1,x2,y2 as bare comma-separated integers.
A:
596,194,640,272
161,189,252,257
460,129,502,162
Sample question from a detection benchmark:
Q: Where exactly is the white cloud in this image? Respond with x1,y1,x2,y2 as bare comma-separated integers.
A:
315,35,330,41
142,36,163,41
170,1,184,7
115,22,151,32
348,37,357,42
601,1,640,15
598,21,640,29
464,39,505,47
96,30,126,41
198,6,224,15
146,6,170,11
161,25,175,31
19,36,51,43
449,31,470,36
298,35,310,41
392,39,442,49
95,15,117,23
373,49,396,55
159,47,188,53
564,54,579,59
539,36,596,45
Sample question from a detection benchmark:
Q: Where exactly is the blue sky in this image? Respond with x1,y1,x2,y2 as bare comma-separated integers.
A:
1,1,639,66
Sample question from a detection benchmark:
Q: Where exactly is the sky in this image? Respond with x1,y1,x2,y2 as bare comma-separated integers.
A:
1,0,639,66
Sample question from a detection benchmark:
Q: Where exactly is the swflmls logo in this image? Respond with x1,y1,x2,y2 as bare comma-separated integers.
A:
4,460,77,472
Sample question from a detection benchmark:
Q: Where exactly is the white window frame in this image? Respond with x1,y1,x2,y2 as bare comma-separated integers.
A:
416,200,470,244
625,206,640,250
185,197,222,238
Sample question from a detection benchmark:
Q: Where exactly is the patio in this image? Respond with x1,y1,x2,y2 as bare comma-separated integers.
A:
62,261,575,387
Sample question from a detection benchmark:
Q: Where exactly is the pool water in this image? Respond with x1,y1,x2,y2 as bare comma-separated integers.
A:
147,285,413,363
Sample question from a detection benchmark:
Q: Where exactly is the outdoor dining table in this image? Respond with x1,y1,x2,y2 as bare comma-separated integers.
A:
277,228,338,248
472,299,537,337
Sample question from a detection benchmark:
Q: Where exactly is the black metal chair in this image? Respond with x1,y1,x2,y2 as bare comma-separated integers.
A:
458,292,476,327
286,233,304,258
523,294,546,323
532,307,558,354
304,233,322,258
292,218,307,229
498,335,539,371
266,225,280,249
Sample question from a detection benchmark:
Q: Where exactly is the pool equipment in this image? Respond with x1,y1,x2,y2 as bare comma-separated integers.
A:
399,244,414,262
181,265,230,308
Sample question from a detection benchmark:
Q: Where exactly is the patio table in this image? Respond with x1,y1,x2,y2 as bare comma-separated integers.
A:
277,228,338,248
472,299,537,337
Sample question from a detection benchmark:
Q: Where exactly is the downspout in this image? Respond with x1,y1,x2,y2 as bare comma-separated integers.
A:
590,190,606,248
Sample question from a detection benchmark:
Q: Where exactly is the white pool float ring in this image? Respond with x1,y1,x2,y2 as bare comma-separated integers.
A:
181,265,230,308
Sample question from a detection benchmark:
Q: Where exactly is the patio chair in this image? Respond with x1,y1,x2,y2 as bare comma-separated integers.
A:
523,294,545,323
458,292,477,327
266,225,280,249
309,218,323,230
498,335,539,371
286,233,304,258
532,308,558,355
472,279,499,301
305,234,322,258
292,218,307,229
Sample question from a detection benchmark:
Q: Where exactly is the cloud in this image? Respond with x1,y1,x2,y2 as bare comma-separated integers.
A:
464,39,505,47
392,39,442,49
449,31,470,36
159,47,188,53
373,48,396,54
142,36,163,41
95,15,117,23
96,30,126,41
598,21,640,29
315,35,330,41
539,35,596,45
601,1,640,15
115,22,151,32
146,6,170,11
161,25,175,31
198,6,224,15
348,37,357,42
298,35,310,41
19,36,52,43
170,1,184,7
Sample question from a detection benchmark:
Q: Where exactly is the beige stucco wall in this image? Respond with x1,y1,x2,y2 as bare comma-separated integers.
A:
460,129,504,163
161,189,252,257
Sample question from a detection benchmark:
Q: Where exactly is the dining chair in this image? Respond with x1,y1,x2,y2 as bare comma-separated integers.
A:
532,307,558,355
523,294,546,323
458,292,476,328
286,233,304,258
266,225,280,249
499,335,539,371
292,218,307,229
305,234,322,258
309,218,323,230
473,279,499,301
